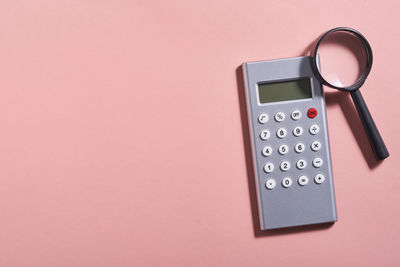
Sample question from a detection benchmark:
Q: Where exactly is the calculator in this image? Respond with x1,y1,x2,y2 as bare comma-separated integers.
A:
242,56,337,230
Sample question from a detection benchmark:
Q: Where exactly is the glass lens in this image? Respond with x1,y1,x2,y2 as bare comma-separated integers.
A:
317,31,367,87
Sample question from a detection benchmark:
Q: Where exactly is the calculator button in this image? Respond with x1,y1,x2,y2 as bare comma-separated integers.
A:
260,130,271,140
278,144,289,155
309,124,320,135
298,176,309,186
296,159,307,169
264,162,274,173
307,108,318,118
293,126,303,137
294,143,305,153
280,161,290,172
258,113,269,124
282,177,292,188
274,112,285,122
314,174,325,184
265,179,276,190
262,146,273,157
311,141,322,151
291,110,301,120
312,157,323,168
276,128,287,138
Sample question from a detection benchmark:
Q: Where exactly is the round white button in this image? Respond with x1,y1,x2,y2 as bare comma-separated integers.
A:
291,110,301,120
262,146,273,157
258,113,269,124
294,143,305,153
274,112,285,122
314,174,325,184
265,179,276,189
278,144,289,155
311,141,322,151
313,157,323,168
280,161,291,172
296,159,307,170
260,130,271,140
293,126,303,137
298,176,309,186
264,162,274,173
309,124,320,135
282,177,292,188
276,128,287,139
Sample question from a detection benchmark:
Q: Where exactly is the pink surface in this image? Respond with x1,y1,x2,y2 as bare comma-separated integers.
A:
0,0,400,266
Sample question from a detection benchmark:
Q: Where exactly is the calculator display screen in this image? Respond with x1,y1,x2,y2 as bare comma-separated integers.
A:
258,78,312,103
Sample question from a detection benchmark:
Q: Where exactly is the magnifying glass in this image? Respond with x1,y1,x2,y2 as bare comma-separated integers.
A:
310,27,389,160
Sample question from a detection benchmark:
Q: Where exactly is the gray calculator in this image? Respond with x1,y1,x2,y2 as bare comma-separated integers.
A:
242,56,337,230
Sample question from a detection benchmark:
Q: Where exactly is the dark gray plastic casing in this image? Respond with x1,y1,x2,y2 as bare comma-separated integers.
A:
242,56,337,230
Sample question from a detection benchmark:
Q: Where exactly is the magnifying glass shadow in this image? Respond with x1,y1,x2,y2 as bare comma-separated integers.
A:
324,90,382,169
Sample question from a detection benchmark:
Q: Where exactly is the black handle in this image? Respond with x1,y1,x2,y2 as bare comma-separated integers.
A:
350,89,389,160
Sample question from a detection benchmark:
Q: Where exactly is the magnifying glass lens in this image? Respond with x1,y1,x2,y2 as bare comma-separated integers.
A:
317,31,367,87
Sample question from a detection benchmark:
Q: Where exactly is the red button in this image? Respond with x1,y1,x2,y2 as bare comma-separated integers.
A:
307,108,318,118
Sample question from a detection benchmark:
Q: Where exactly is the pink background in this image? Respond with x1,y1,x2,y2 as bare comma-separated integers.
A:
1,0,400,266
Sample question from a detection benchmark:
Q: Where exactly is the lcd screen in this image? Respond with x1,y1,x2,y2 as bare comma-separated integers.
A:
258,78,312,103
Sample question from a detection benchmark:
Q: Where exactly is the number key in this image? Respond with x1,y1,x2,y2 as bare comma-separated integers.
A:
282,177,292,188
293,126,303,137
260,130,271,140
262,146,273,157
264,162,274,173
278,144,289,155
276,128,287,139
280,161,290,171
294,142,305,153
296,159,307,170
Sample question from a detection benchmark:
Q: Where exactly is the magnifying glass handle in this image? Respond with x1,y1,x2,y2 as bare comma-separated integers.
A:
350,89,389,160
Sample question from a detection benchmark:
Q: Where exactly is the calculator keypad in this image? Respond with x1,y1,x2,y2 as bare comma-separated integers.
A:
257,108,327,189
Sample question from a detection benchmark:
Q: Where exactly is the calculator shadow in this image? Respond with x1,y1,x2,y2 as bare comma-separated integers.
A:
236,65,335,237
324,90,382,169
